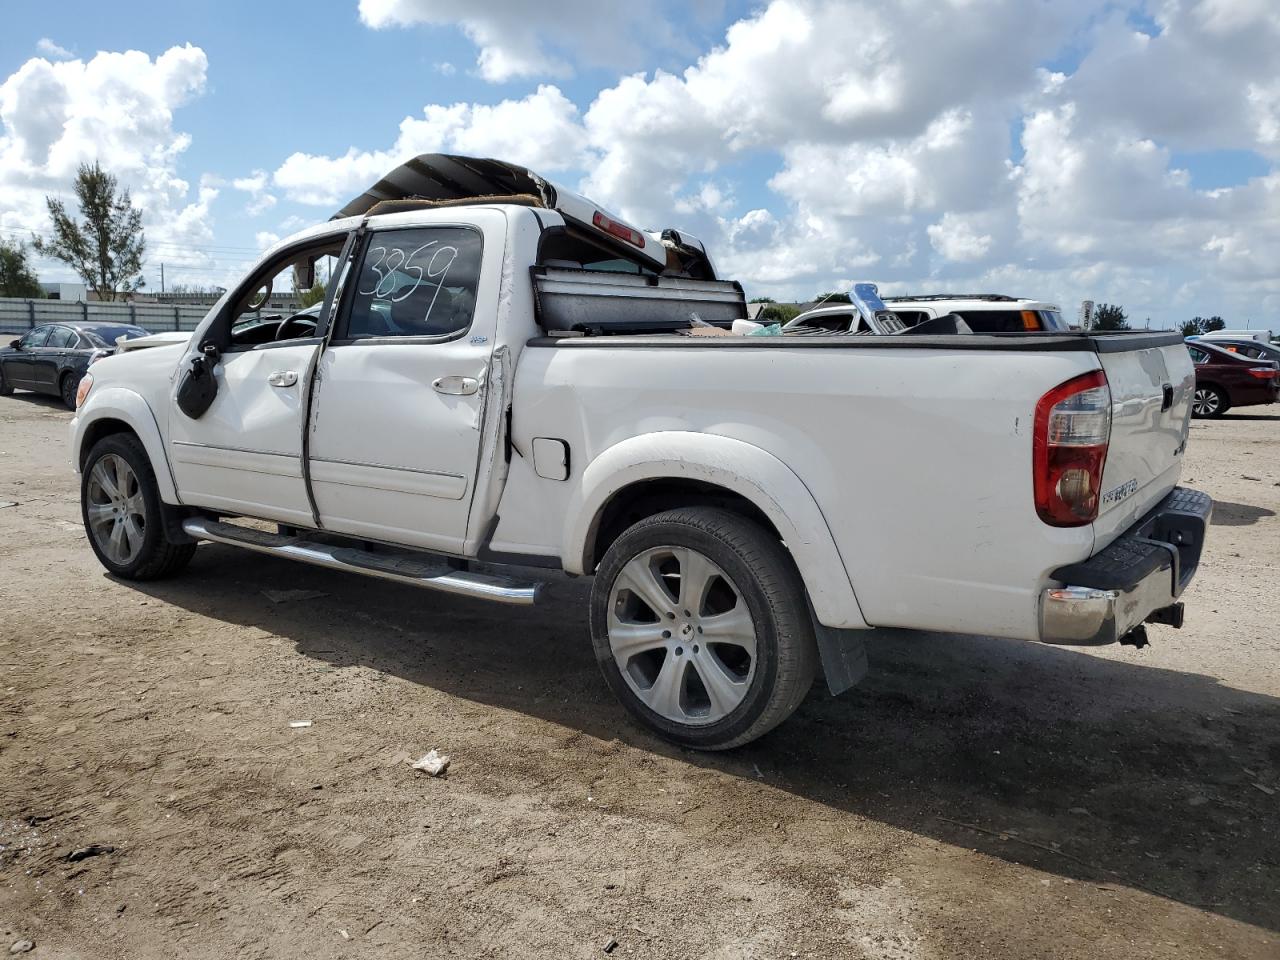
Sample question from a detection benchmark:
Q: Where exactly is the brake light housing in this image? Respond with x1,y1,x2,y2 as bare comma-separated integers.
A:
1033,370,1111,526
592,210,645,249
1246,366,1277,379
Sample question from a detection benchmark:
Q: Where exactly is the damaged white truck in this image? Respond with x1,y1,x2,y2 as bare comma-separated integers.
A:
70,154,1212,749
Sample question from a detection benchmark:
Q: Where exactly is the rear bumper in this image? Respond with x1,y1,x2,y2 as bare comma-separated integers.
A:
1039,487,1212,645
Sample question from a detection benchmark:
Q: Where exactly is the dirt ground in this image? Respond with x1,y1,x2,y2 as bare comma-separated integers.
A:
1,392,1277,960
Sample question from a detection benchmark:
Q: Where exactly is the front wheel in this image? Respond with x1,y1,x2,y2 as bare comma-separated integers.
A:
589,507,817,750
81,434,196,580
1192,386,1227,418
0,363,13,396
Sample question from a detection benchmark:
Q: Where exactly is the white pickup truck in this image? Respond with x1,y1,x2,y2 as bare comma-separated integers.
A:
70,154,1212,749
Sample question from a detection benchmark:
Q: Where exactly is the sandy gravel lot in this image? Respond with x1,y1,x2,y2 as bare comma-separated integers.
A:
1,392,1278,959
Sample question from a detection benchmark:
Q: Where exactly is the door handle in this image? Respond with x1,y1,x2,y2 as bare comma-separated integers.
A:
268,370,298,388
432,376,479,396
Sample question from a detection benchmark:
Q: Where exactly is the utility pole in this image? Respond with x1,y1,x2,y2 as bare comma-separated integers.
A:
161,263,165,295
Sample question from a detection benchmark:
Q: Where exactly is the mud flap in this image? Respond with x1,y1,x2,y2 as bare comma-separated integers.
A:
811,619,869,696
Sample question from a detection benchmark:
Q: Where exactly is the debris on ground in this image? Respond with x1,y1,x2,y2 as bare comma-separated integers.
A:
289,720,313,729
411,749,451,777
1254,783,1276,796
262,589,329,604
0,501,17,510
1240,475,1262,482
65,843,115,862
1068,807,1091,816
9,941,35,955
603,938,619,954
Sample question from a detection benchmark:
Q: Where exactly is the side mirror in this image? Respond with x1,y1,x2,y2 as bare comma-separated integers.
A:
9,339,21,350
293,257,316,292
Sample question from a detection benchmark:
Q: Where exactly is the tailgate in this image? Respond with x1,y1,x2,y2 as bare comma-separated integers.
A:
1092,335,1195,544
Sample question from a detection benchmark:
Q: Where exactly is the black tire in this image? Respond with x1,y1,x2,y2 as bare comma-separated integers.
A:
0,363,12,396
60,371,80,410
1192,385,1227,418
589,507,817,750
81,433,196,580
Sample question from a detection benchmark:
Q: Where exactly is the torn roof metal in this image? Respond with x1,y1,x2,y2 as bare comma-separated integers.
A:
335,153,669,271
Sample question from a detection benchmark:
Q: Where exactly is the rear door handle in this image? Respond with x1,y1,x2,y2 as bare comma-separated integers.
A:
268,370,298,388
432,376,479,396
1161,383,1174,411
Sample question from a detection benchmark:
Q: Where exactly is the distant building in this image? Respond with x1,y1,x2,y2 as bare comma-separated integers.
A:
152,290,302,313
40,281,87,301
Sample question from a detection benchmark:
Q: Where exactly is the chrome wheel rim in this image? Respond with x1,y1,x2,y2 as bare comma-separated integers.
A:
1193,388,1220,416
86,454,146,565
607,546,757,726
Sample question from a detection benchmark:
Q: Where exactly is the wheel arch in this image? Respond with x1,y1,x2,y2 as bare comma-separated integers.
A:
74,388,179,504
565,432,867,629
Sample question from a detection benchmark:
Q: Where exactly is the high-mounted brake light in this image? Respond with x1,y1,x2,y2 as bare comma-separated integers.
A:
1033,370,1111,527
592,211,645,249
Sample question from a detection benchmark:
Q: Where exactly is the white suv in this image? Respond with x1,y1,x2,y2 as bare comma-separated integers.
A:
883,294,1069,333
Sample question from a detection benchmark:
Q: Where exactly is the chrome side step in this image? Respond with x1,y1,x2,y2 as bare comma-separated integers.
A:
182,518,542,606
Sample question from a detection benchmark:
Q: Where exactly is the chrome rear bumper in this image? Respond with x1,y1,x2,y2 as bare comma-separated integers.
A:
1040,487,1212,646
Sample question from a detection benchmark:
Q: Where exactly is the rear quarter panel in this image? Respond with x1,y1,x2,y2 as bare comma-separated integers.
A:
500,343,1106,641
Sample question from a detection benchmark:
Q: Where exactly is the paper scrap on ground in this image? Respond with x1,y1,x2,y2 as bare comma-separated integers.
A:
289,720,313,729
411,749,451,777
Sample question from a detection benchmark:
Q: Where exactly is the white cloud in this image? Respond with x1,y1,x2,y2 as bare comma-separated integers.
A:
36,38,73,60
231,169,278,216
0,45,219,286
927,213,994,263
357,0,690,82
272,84,587,207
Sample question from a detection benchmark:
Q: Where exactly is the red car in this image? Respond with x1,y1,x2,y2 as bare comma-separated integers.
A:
1186,340,1280,417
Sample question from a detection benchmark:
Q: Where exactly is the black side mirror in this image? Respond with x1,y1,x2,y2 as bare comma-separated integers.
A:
9,339,20,350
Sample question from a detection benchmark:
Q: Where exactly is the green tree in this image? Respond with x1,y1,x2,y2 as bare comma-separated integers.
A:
814,291,852,304
33,162,145,302
1202,315,1225,332
757,303,801,324
0,239,43,298
298,280,328,308
1092,303,1130,331
748,296,776,304
1179,318,1203,337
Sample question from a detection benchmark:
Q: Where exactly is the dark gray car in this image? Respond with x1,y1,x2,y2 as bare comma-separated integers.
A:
0,322,150,409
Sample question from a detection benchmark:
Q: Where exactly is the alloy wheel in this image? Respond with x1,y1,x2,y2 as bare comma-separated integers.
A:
607,545,757,726
86,454,147,565
1192,388,1220,417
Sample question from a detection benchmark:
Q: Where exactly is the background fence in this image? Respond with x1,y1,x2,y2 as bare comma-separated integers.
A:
0,298,214,338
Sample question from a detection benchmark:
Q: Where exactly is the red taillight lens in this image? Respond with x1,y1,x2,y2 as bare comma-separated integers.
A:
592,211,645,248
1246,366,1277,379
1033,370,1111,527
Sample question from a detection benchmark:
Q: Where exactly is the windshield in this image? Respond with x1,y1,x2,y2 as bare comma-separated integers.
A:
87,325,149,346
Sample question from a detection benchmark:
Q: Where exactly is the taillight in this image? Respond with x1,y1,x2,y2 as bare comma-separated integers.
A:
1246,366,1277,379
592,211,645,248
75,372,94,409
1033,370,1111,526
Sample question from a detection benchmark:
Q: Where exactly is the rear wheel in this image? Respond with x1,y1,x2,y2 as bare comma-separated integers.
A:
1192,386,1226,418
60,371,80,410
81,434,196,580
589,507,817,750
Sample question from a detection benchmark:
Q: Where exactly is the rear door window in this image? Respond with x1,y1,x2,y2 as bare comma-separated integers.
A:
21,327,53,349
46,327,75,349
341,227,483,340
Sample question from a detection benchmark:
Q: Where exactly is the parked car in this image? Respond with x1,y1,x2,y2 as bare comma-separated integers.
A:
784,293,1069,336
69,153,1210,750
0,322,150,408
1187,336,1280,365
1185,340,1280,417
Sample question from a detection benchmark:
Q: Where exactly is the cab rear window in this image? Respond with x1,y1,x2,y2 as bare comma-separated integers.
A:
955,310,1064,333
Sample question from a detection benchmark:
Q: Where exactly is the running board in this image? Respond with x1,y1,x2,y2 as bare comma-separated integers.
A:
181,518,542,606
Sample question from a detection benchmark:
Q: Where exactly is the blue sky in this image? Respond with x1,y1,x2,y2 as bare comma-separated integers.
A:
1,0,1278,331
